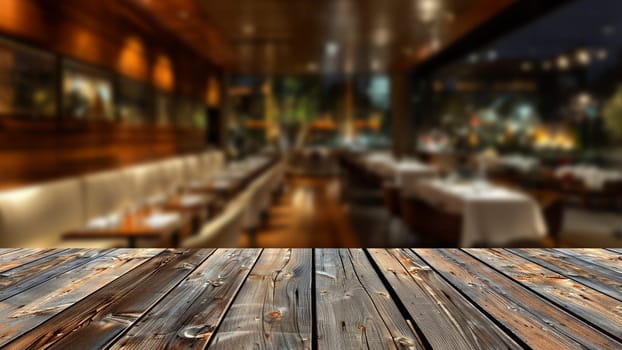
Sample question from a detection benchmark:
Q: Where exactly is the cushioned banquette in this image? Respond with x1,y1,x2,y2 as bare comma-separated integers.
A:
0,150,228,248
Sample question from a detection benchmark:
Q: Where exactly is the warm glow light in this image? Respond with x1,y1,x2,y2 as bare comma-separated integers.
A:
373,27,391,46
152,54,174,91
117,36,148,81
419,0,441,22
557,55,570,70
575,49,590,65
325,42,339,56
206,76,221,107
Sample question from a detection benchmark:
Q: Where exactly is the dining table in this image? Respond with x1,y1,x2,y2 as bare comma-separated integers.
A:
63,209,191,248
413,178,548,247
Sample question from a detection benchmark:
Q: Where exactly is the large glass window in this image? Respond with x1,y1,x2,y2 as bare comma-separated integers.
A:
0,37,56,118
118,77,152,125
62,60,114,121
413,0,622,163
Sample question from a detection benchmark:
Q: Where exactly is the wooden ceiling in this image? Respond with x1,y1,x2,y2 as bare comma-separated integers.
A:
135,0,516,75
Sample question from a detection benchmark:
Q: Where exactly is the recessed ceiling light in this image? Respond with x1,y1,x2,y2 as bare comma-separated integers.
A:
307,62,318,72
371,59,381,72
486,49,497,61
596,49,608,60
575,49,590,65
557,55,570,70
373,27,391,46
419,0,440,22
520,61,532,72
242,24,255,35
325,42,339,56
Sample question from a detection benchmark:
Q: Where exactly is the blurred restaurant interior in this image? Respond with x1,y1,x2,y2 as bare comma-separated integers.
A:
0,0,621,249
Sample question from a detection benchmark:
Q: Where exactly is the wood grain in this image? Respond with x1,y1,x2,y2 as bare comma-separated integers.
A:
0,249,618,350
368,248,521,349
415,249,622,350
511,248,622,302
466,248,622,341
0,249,110,301
0,249,62,272
558,248,622,273
0,248,161,346
110,248,262,349
315,249,425,350
4,249,214,349
208,248,312,349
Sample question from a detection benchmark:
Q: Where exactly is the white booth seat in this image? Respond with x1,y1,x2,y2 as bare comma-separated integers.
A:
0,178,123,248
211,151,226,172
241,166,274,231
181,189,248,248
82,170,135,220
182,155,204,182
0,149,227,248
124,162,168,203
0,178,84,247
160,158,187,193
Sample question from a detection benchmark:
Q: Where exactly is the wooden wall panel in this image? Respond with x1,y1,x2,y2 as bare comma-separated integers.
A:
0,0,221,190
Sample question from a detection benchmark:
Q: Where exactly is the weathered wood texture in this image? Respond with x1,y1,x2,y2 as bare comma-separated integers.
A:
0,248,619,350
315,249,425,350
208,248,313,349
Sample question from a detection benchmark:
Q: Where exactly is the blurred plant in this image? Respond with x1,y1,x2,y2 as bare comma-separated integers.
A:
603,85,622,142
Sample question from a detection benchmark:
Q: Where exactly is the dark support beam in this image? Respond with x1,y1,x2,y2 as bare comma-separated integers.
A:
412,0,573,78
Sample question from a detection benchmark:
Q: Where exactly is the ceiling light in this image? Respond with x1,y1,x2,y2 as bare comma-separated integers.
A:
307,62,318,72
486,49,497,61
520,61,532,72
325,42,339,56
542,60,552,71
596,49,608,60
419,0,440,22
467,54,479,64
371,59,381,72
602,25,615,36
575,49,590,65
557,55,570,70
373,27,391,46
242,24,255,35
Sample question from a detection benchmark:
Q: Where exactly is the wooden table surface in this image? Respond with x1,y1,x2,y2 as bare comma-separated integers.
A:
63,211,191,248
0,248,620,349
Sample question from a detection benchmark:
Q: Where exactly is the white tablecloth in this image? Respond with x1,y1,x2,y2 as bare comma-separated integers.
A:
555,165,622,190
414,180,547,247
394,161,437,194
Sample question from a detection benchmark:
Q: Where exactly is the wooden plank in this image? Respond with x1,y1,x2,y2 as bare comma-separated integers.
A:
415,249,622,350
0,249,112,302
466,248,622,341
0,248,162,346
4,249,214,349
0,248,20,257
0,249,63,272
511,249,622,302
555,249,621,274
109,248,262,349
369,248,521,349
314,249,425,350
208,248,312,349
